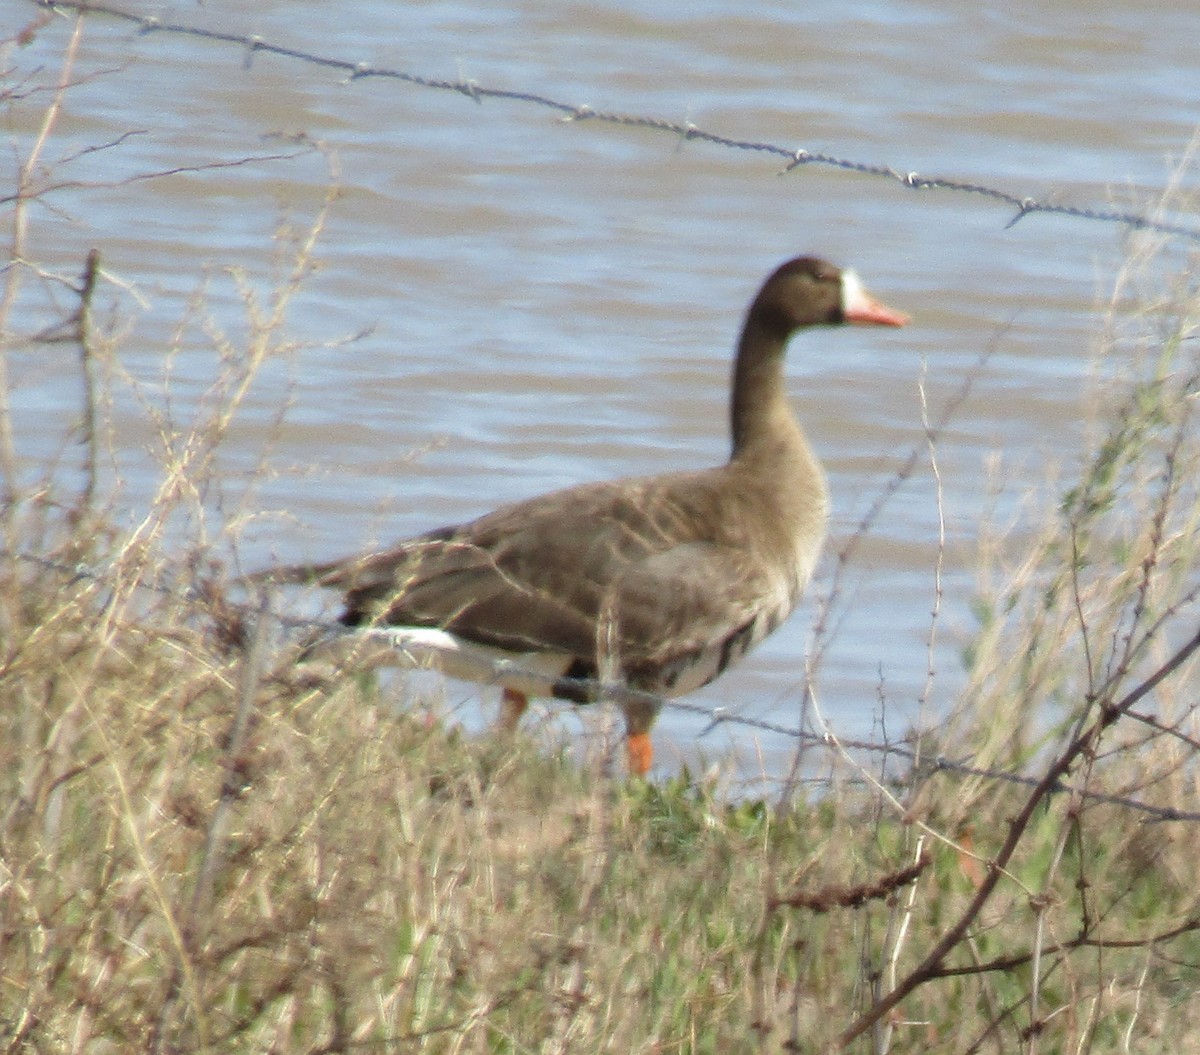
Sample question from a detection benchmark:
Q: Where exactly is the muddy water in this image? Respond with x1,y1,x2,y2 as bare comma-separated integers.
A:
6,0,1200,781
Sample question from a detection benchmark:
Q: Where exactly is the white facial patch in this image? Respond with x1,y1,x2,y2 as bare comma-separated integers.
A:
840,268,866,316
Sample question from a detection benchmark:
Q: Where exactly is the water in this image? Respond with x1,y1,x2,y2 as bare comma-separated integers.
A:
5,0,1199,779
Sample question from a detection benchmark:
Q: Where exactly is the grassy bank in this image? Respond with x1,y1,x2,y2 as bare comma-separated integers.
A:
4,238,1200,1054
2,479,1199,1054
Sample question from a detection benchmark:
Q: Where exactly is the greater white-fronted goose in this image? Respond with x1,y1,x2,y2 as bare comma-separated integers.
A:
259,257,908,774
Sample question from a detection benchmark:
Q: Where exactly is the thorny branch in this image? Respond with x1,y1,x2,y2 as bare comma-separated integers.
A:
0,149,315,209
837,622,1200,1048
770,853,931,912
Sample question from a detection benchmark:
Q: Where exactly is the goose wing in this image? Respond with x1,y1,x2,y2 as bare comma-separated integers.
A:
320,471,791,675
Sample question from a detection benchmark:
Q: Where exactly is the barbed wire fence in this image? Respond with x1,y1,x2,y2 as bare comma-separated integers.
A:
10,13,1200,1052
9,0,1200,824
28,0,1200,245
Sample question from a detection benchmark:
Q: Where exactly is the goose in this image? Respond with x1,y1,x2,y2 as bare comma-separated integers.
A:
256,257,908,774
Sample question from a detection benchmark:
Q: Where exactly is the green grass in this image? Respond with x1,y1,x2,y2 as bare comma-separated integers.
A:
3,537,1199,1053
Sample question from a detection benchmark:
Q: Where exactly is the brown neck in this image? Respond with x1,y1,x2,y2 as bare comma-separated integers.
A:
729,313,801,461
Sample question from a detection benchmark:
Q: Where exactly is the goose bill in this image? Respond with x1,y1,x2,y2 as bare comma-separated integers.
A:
840,269,910,327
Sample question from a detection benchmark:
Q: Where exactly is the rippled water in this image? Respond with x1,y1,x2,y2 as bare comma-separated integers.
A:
6,0,1200,778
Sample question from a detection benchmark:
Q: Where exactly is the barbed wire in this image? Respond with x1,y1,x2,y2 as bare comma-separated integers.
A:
30,0,1200,244
11,547,1200,823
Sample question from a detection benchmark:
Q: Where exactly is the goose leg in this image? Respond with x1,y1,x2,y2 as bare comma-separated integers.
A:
502,687,654,775
623,702,658,776
626,731,654,776
498,687,529,731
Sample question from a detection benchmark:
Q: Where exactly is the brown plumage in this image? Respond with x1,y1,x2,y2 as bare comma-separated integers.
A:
257,256,908,774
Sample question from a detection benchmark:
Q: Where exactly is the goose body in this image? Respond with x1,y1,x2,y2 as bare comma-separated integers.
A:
262,257,908,773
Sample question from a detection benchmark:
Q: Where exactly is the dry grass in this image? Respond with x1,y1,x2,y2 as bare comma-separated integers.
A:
3,540,1199,1054
4,26,1200,1054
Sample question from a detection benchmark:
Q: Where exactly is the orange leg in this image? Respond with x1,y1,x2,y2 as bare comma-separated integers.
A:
623,703,657,777
626,731,654,777
502,688,653,776
498,687,529,732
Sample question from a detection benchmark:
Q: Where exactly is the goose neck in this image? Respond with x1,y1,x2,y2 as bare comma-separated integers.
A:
729,316,800,459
